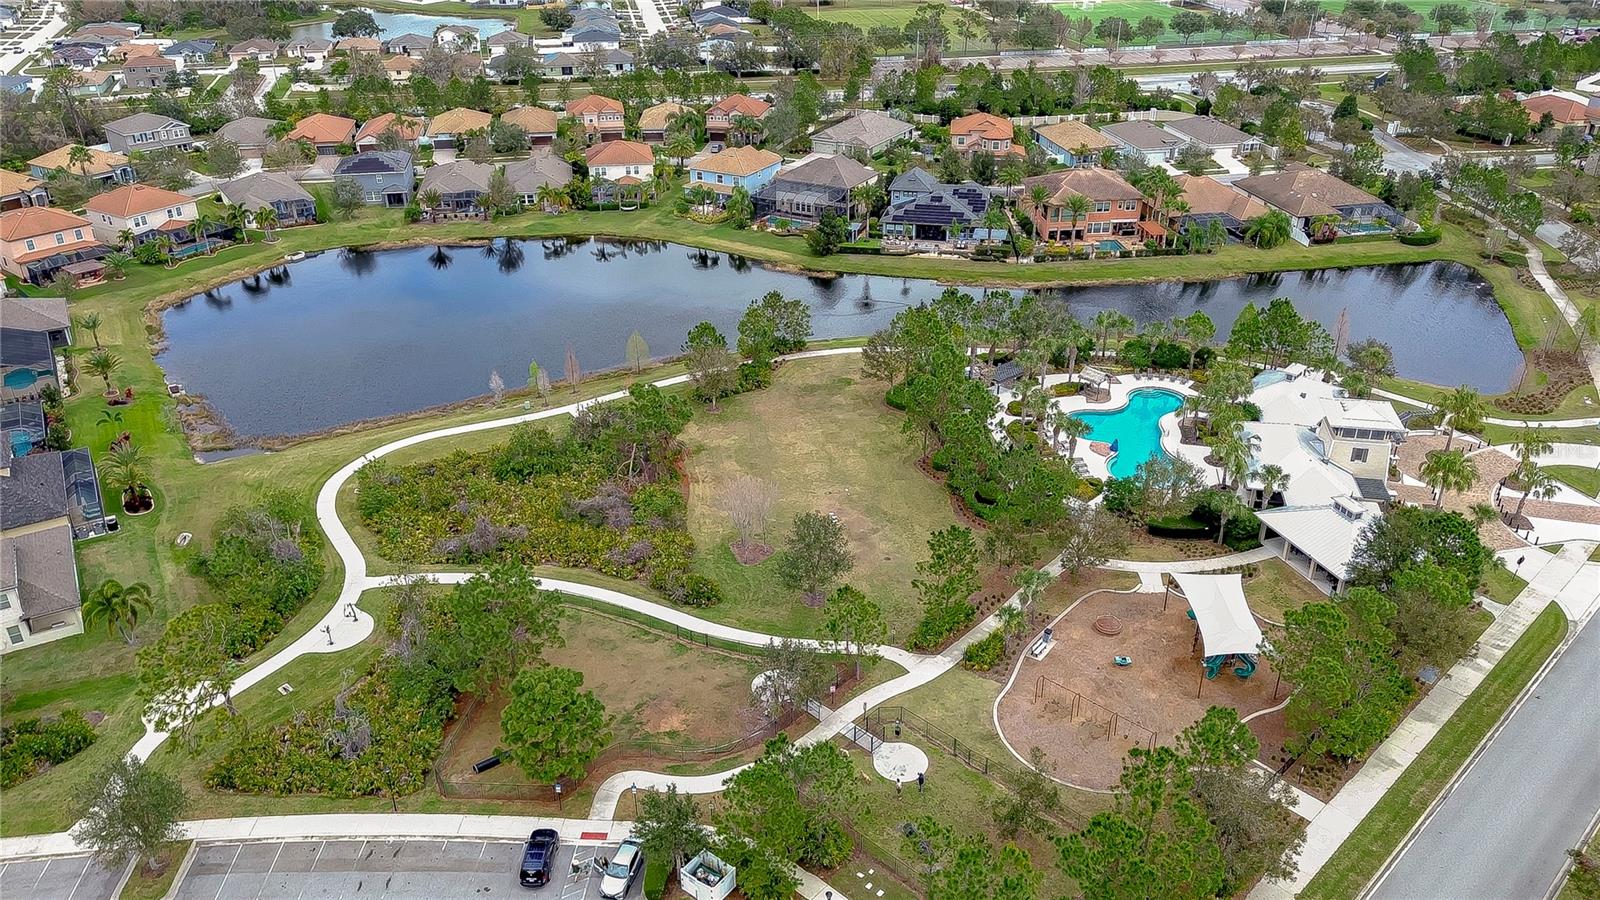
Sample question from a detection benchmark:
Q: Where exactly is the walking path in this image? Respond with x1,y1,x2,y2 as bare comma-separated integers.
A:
1101,545,1279,574
1373,388,1600,428
1249,542,1598,899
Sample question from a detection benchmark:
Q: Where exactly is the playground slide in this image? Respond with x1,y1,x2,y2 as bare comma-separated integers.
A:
1203,655,1226,680
1233,654,1258,679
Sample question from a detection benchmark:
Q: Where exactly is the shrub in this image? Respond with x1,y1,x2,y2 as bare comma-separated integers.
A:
884,382,910,410
908,600,977,651
188,490,324,658
961,631,1006,671
1051,382,1081,397
1238,400,1263,421
643,856,669,900
974,482,1003,504
1146,514,1211,540
1398,228,1441,246
1119,337,1153,369
0,710,97,787
1151,340,1189,370
929,448,952,471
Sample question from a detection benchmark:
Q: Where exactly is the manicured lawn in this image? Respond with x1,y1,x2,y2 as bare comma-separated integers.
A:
1049,0,1267,43
1300,602,1568,900
1483,423,1600,447
1547,465,1600,498
1382,374,1600,422
682,353,962,643
1480,563,1529,605
1243,558,1328,624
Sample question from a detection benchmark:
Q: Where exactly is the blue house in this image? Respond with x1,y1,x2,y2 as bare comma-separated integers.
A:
687,146,783,204
1032,120,1117,167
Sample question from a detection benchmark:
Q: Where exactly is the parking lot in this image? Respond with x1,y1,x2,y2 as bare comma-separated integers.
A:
0,853,123,900
173,838,645,899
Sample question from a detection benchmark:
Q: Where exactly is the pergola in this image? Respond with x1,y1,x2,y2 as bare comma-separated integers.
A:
1078,365,1111,402
1170,573,1265,694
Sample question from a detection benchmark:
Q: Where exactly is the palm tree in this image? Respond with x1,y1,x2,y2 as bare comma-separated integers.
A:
1253,462,1291,508
255,204,280,242
850,182,883,220
74,312,103,348
1438,385,1485,451
99,441,152,512
1511,426,1554,471
1015,567,1053,615
1244,210,1292,249
1064,193,1092,252
664,133,696,172
102,251,130,280
1091,309,1134,355
1213,425,1260,488
1420,448,1478,508
996,604,1026,653
97,408,124,446
1204,218,1227,251
222,203,251,243
997,162,1023,200
191,212,217,255
1057,413,1092,457
534,183,562,214
155,233,177,268
116,228,136,251
83,348,121,395
83,579,153,643
1509,464,1558,521
1208,489,1250,546
66,143,93,176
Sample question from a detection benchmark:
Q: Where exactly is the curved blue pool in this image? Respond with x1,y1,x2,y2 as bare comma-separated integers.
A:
1070,389,1184,478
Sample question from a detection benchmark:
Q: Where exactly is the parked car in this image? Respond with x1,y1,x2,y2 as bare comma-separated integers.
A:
599,839,644,899
520,828,560,888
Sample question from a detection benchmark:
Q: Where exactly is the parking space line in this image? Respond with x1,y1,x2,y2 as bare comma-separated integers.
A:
212,844,243,900
295,840,326,900
255,841,286,899
63,854,103,900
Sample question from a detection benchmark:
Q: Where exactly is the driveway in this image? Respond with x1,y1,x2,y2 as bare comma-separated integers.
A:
1366,608,1600,899
0,853,123,900
172,838,646,899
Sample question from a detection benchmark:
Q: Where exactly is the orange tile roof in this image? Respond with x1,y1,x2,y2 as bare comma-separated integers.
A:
84,183,193,218
286,112,357,145
0,206,93,242
691,145,781,177
1522,94,1599,125
0,169,43,196
585,140,655,167
566,94,623,115
950,111,1013,141
709,93,770,119
383,54,416,71
336,37,381,52
501,105,559,134
354,112,426,144
638,101,689,133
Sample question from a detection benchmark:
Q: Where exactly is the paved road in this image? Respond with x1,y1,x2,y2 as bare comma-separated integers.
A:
173,838,644,900
1366,612,1600,900
0,852,123,900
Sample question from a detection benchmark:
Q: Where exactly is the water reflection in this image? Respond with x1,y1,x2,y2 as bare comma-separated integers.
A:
158,239,1521,439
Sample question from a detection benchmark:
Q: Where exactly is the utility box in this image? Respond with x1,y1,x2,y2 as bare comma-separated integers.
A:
679,850,736,900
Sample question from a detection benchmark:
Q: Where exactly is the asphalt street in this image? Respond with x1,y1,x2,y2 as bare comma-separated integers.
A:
1367,614,1600,900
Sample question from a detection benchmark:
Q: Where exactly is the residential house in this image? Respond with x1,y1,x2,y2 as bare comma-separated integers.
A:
354,112,426,152
949,111,1021,158
486,30,532,55
69,22,140,41
566,94,626,143
333,151,415,207
0,447,100,654
284,36,333,67
214,116,280,160
0,4,17,27
0,323,60,401
584,140,655,184
540,48,633,79
690,4,744,27
0,74,30,97
687,145,782,201
1100,120,1184,163
706,93,770,142
1521,91,1600,136
83,183,199,245
228,38,280,64
1020,167,1159,248
752,153,879,228
0,207,106,286
500,106,559,147
809,110,913,157
105,42,162,63
217,171,318,227
335,36,381,55
286,112,358,155
1032,120,1117,166
382,54,417,81
120,54,176,91
418,159,492,211
425,107,493,153
879,167,995,245
26,146,134,185
2,297,72,349
1232,164,1399,243
0,171,49,211
383,33,434,57
434,23,480,52
639,101,690,144
504,155,573,205
563,9,622,48
103,112,193,154
69,70,117,97
162,39,217,63
1161,115,1261,156
1170,174,1268,237
51,44,102,68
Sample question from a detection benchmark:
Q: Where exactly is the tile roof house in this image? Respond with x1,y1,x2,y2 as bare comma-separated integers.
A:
0,170,50,212
1521,92,1600,135
1161,115,1261,154
539,48,634,79
584,140,655,184
434,23,480,51
880,167,996,246
217,171,317,227
1171,173,1269,235
809,110,914,156
354,112,427,151
83,183,199,244
1232,164,1399,241
1100,120,1185,163
0,207,106,285
1032,120,1117,166
335,36,381,55
566,94,626,143
382,54,417,81
227,38,279,63
486,30,533,55
424,107,493,151
52,44,102,68
333,151,415,207
500,106,559,146
120,54,176,91
1,323,60,399
949,111,1021,157
1,297,71,347
688,145,783,199
504,155,574,204
638,101,690,143
706,93,770,141
162,39,217,63
70,69,117,97
1020,167,1159,248
214,116,281,159
103,112,193,154
418,159,495,211
26,146,134,184
286,112,358,154
753,152,879,228
383,33,434,57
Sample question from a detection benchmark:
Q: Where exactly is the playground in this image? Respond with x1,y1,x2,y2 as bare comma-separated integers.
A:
995,582,1290,790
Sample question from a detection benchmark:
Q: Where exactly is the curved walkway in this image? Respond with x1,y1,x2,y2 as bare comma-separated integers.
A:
1372,388,1600,429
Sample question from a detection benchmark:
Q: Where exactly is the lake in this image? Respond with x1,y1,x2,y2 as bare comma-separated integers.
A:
289,9,513,42
156,239,1520,440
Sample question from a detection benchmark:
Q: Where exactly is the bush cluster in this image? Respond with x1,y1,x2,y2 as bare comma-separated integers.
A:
960,631,1006,671
186,490,325,658
0,710,96,787
908,599,977,651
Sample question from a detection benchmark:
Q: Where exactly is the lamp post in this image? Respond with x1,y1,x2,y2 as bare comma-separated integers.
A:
554,781,563,812
631,783,639,819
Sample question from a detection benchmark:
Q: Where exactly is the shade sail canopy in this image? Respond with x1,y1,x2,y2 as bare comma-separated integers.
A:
1173,573,1264,657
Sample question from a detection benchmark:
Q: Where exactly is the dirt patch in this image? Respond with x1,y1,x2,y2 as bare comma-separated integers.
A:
730,539,773,566
997,590,1290,790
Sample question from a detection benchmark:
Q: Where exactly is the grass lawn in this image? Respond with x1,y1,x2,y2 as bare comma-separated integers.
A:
119,843,189,900
1300,602,1569,900
682,353,961,643
1243,558,1327,624
1480,563,1529,605
1048,0,1267,43
1547,465,1600,498
1317,0,1502,14
1483,423,1600,446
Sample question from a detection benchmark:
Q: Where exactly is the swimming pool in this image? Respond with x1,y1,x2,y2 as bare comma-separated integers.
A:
1069,389,1185,479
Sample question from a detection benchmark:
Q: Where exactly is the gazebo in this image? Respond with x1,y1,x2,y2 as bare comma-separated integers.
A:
1078,365,1112,402
1170,573,1265,692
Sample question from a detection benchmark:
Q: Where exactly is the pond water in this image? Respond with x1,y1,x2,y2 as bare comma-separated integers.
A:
288,9,513,42
156,239,1520,440
1070,389,1185,479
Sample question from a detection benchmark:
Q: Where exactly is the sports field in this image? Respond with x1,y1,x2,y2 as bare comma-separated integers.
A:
810,4,922,32
1316,0,1506,16
1049,0,1267,44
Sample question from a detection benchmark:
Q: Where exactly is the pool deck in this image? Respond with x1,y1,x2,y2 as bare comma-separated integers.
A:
996,373,1210,481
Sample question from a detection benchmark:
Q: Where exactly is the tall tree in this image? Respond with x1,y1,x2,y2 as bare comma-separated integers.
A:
1437,385,1485,451
634,785,704,872
683,321,740,410
777,512,854,602
823,584,888,677
71,757,186,876
437,562,565,693
498,665,610,784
